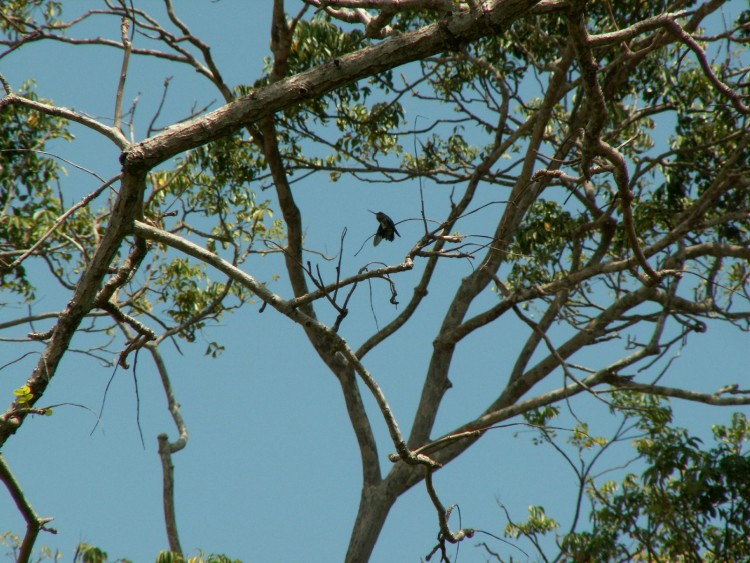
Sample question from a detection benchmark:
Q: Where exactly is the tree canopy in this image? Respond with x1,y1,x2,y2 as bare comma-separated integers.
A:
1,1,749,561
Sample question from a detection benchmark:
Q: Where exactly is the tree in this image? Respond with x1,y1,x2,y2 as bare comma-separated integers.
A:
1,0,749,561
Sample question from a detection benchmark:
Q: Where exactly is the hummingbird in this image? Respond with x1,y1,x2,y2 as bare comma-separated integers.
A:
369,210,400,246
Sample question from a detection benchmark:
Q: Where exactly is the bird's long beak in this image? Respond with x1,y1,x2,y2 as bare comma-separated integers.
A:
368,210,376,215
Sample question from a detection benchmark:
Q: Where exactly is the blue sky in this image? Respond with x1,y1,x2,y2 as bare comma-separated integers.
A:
1,1,748,561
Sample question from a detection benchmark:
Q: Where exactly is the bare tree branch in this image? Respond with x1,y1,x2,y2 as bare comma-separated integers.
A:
0,453,56,561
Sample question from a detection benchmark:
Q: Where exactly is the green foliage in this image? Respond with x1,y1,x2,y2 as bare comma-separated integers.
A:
280,14,370,116
0,1,63,39
521,406,561,444
568,421,608,450
258,14,408,181
502,410,750,561
637,39,750,251
506,200,578,288
739,9,750,38
139,133,285,345
155,259,213,328
1,531,61,561
145,549,243,563
75,544,109,563
13,384,34,404
505,505,559,540
0,82,75,298
561,413,750,561
204,341,225,359
288,16,366,74
610,391,673,432
146,135,283,252
523,405,560,428
0,538,236,563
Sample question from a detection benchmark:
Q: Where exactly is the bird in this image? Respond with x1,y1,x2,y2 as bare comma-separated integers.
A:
369,210,400,246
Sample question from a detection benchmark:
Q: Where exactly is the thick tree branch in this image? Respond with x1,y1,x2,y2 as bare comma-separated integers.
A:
605,378,750,406
122,0,543,170
0,168,146,446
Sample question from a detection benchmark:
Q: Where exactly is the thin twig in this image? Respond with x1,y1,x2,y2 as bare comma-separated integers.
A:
0,453,56,562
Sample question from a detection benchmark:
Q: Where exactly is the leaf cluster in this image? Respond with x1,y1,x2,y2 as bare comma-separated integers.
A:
562,412,750,562
0,82,79,298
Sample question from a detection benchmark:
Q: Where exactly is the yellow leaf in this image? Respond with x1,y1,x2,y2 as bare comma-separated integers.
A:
13,385,31,397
